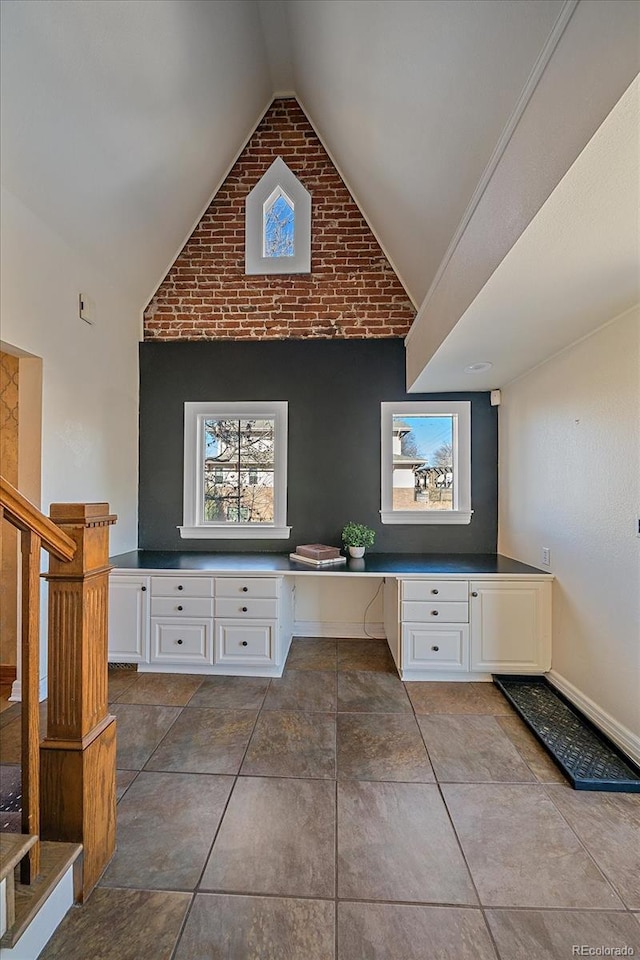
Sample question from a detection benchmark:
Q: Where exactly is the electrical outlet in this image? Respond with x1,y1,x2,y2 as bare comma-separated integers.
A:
541,547,551,566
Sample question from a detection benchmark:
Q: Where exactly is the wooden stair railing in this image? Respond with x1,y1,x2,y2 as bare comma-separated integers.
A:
0,477,117,899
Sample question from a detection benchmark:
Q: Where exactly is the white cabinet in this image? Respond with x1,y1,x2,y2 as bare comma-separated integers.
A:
150,575,214,666
386,575,552,680
108,575,149,662
470,580,551,673
109,570,293,676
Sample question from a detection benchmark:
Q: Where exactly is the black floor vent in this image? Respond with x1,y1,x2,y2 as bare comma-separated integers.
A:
493,676,640,793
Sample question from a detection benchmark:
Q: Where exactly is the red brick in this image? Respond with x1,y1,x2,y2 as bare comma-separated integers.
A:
144,98,414,342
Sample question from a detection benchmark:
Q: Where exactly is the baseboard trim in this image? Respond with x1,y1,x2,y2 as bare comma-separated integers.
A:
293,620,386,639
547,669,640,767
0,665,17,685
9,677,47,704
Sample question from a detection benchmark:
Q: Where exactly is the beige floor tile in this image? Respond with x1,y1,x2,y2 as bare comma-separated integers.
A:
116,672,204,706
496,715,566,782
418,715,535,782
116,769,137,801
337,780,476,904
337,713,434,782
337,671,412,714
263,669,337,712
337,640,396,673
406,681,513,716
443,783,623,908
110,702,180,769
286,638,337,671
485,908,640,960
338,902,497,960
107,668,138,702
187,675,271,710
174,893,335,960
241,710,336,778
145,708,257,775
547,784,640,909
101,771,233,890
202,776,335,898
40,888,191,960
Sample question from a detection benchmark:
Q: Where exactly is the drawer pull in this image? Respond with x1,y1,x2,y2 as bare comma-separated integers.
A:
177,585,184,591
242,586,248,592
176,638,183,645
431,588,439,595
432,645,440,652
177,605,183,611
241,640,248,647
431,610,439,616
241,606,248,612
141,585,146,592
471,591,478,597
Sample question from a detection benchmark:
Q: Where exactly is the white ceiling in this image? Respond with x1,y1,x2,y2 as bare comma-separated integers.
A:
410,76,640,393
2,0,637,383
1,0,566,310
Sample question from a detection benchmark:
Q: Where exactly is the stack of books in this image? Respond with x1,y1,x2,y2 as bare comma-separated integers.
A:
289,543,346,566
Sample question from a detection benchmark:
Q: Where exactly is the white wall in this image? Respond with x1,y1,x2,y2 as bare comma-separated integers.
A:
498,307,640,743
294,576,385,638
1,185,139,555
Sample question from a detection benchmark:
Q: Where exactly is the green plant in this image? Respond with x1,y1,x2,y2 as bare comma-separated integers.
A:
341,521,376,549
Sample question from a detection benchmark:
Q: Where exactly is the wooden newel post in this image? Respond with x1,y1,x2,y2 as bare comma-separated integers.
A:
40,503,117,900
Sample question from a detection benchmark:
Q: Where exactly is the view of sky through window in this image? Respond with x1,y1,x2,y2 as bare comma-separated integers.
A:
264,192,294,257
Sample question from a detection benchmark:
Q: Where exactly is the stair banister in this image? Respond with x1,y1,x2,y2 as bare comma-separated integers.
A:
0,478,117,898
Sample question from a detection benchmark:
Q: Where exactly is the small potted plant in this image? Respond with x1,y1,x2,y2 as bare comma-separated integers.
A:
341,521,376,558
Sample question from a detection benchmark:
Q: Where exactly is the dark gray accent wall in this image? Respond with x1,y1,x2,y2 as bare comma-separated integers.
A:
138,339,497,553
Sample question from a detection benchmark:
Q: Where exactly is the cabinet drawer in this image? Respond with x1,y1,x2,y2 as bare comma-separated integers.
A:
216,621,275,665
215,598,278,619
401,601,469,623
403,623,468,671
151,619,213,664
151,576,213,598
402,580,468,602
215,577,280,599
151,597,214,618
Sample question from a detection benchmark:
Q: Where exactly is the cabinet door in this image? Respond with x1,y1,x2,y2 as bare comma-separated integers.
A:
109,576,149,662
470,580,551,673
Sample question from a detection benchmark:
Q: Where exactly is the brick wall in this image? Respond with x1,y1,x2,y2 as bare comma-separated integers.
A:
144,99,415,340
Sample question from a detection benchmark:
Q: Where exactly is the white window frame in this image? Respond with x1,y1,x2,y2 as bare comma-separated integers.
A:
179,401,290,539
245,157,311,275
380,401,472,525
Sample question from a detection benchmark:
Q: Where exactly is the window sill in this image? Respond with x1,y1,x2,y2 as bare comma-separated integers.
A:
380,510,473,525
178,525,292,540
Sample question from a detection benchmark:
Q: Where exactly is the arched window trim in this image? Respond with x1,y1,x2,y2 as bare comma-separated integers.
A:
245,157,311,275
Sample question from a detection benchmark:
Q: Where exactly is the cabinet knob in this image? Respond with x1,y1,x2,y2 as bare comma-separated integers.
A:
471,591,478,597
432,645,440,652
141,585,146,592
177,605,183,611
242,586,248,592
177,585,184,591
431,588,439,595
431,610,439,616
241,606,248,612
241,640,248,647
176,639,183,645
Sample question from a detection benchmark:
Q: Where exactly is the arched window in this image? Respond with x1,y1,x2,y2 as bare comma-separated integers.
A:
245,157,311,274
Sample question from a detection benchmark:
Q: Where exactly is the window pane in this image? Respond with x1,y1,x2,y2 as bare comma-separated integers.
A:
203,417,276,524
392,415,454,511
264,192,294,257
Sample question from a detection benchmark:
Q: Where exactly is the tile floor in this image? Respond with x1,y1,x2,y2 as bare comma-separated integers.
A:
17,639,640,958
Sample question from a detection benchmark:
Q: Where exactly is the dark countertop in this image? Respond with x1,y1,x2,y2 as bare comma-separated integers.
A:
109,551,549,577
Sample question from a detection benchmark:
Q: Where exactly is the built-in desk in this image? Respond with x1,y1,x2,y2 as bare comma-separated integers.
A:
108,552,553,680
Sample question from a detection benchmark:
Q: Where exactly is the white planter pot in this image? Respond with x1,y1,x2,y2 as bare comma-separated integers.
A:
348,546,366,558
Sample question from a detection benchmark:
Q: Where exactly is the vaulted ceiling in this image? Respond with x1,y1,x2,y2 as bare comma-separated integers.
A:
1,0,638,383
